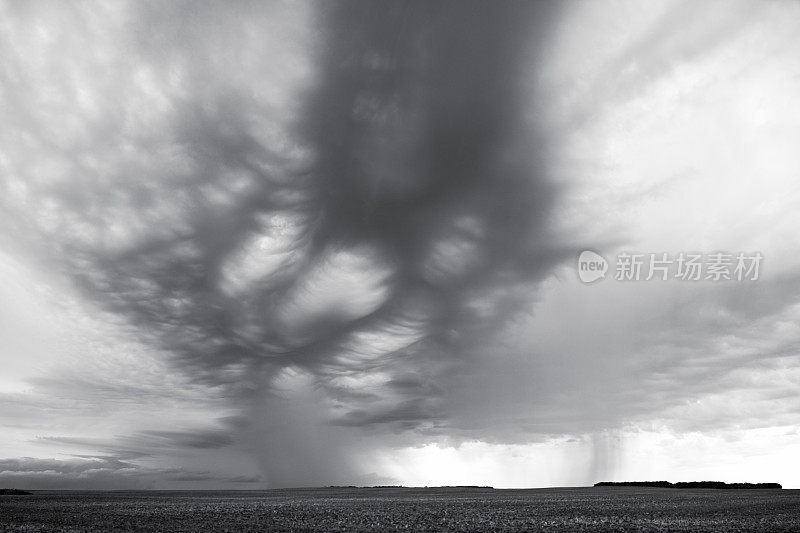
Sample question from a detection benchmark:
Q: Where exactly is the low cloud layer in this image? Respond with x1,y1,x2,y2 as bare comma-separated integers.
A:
0,456,259,490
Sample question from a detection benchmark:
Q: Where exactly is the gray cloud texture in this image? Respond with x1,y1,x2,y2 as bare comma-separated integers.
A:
0,1,565,486
0,455,259,490
3,0,800,488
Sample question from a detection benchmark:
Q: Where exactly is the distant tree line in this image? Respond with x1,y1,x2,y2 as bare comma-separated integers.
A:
594,481,782,489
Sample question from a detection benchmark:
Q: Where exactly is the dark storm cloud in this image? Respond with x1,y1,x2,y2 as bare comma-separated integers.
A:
0,0,562,436
0,0,569,485
5,0,800,489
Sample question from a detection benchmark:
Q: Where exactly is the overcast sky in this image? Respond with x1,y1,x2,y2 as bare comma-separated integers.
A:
2,0,800,490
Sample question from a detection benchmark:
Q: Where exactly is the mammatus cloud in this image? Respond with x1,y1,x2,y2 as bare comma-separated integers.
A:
0,1,564,486
4,0,800,488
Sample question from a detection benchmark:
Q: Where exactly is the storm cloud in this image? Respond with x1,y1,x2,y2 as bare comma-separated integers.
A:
3,0,800,488
0,1,564,486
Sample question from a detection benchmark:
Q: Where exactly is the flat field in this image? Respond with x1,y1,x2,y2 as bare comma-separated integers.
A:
2,486,799,532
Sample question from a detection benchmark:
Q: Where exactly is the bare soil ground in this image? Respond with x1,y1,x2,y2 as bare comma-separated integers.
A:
1,486,799,532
